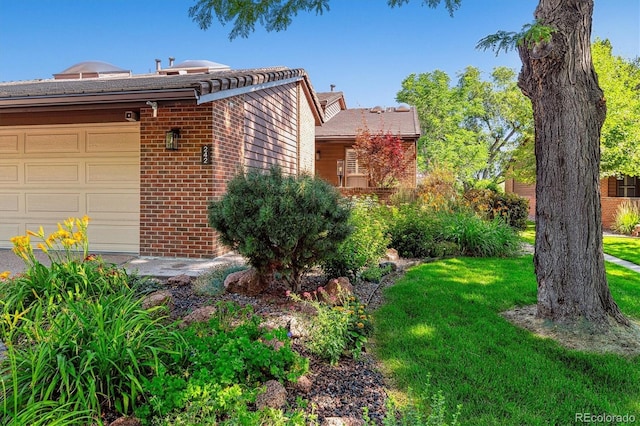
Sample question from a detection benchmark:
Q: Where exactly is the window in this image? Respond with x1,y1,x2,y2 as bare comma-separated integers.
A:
617,175,638,197
345,149,368,188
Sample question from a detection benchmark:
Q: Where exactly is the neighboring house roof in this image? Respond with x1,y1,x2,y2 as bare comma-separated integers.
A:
316,91,347,122
315,106,421,140
0,66,325,124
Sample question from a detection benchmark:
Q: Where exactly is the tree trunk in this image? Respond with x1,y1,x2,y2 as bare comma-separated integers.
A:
517,0,628,326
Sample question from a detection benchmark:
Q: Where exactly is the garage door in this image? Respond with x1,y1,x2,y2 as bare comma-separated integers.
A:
0,123,140,253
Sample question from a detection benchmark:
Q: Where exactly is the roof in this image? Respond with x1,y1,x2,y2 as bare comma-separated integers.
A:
316,107,421,140
0,67,324,124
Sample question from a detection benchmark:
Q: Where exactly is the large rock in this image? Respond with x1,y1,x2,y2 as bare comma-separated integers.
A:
632,224,640,237
224,268,269,296
179,305,217,329
255,380,287,410
322,418,363,426
141,290,173,310
321,277,353,305
383,248,399,261
109,417,141,426
167,274,191,287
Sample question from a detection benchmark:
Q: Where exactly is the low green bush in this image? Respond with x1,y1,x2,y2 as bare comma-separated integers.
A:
387,204,440,258
438,212,520,257
322,197,390,279
135,302,309,424
208,167,351,291
464,189,529,231
613,200,640,234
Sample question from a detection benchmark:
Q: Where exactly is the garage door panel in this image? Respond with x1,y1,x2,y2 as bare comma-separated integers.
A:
88,224,138,253
87,193,139,220
87,131,139,153
0,165,19,182
0,135,19,153
26,193,81,214
25,133,81,154
0,123,139,253
0,193,20,212
26,163,80,183
0,223,21,246
86,162,138,183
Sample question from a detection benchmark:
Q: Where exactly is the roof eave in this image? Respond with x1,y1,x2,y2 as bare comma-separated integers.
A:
0,88,197,109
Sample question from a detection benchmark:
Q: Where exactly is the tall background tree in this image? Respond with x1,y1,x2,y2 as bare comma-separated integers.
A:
190,0,629,328
396,66,533,189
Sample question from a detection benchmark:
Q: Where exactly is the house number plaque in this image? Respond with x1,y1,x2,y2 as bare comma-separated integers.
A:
201,144,212,165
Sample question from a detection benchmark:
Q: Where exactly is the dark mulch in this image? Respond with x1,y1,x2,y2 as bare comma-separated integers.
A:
157,264,417,425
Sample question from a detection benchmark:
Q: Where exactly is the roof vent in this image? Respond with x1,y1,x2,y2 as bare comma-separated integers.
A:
53,61,131,80
396,105,411,112
370,106,383,114
158,59,231,75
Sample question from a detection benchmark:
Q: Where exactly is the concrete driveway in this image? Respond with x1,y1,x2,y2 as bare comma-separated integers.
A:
0,249,245,279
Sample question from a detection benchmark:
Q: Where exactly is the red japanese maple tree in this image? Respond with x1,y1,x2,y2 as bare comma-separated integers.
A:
353,127,412,188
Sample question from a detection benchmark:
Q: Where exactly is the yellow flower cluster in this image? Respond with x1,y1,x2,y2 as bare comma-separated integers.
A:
0,271,10,281
10,216,91,268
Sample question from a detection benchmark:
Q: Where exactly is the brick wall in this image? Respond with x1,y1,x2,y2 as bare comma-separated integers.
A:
139,97,244,258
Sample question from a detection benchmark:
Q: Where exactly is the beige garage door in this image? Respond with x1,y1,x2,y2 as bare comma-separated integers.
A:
0,123,140,253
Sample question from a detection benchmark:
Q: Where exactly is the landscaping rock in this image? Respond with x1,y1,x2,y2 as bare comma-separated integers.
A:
256,380,287,410
383,248,399,261
142,290,173,310
224,268,269,296
322,417,363,426
179,305,217,328
293,375,313,394
109,417,142,426
321,277,353,305
288,316,311,338
632,224,640,237
167,274,191,287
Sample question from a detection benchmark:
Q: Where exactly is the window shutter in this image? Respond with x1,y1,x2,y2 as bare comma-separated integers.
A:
346,149,358,174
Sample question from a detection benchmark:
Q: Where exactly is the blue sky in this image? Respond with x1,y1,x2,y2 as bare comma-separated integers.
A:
1,1,638,107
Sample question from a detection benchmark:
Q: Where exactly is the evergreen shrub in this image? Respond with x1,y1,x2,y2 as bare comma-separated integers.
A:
208,167,351,291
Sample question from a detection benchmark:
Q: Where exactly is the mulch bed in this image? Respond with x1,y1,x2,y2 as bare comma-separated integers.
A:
159,262,418,425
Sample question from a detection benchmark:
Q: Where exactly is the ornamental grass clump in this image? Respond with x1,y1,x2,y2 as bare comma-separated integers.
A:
0,217,187,425
208,166,351,291
613,200,640,235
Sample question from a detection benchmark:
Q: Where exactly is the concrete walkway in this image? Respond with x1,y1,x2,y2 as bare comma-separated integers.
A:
0,249,245,279
603,253,640,274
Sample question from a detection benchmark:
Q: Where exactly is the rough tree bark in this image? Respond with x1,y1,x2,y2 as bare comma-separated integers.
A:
517,0,628,326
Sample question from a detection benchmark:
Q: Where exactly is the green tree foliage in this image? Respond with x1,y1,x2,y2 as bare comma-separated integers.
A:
592,38,640,178
396,66,533,188
189,0,460,39
208,167,351,291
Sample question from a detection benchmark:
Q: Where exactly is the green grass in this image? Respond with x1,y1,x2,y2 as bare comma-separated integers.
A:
603,236,640,266
373,256,640,425
521,223,640,266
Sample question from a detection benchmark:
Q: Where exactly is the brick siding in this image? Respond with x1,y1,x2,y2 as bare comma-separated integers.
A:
139,97,244,258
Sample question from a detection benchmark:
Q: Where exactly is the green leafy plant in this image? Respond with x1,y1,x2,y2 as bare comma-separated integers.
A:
360,264,393,283
387,204,440,259
289,290,373,364
208,166,351,291
613,200,640,234
135,302,309,424
323,197,390,279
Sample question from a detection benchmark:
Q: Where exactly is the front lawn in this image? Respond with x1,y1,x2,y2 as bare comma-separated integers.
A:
373,256,640,425
603,236,640,265
521,223,640,266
